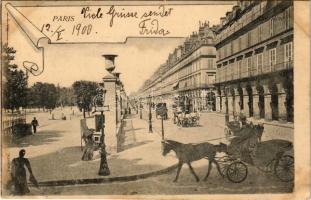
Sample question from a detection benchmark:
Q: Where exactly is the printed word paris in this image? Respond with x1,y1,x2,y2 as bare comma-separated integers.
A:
139,18,170,36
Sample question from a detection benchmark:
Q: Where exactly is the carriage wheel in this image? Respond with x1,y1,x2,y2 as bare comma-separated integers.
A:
226,161,248,183
274,155,294,182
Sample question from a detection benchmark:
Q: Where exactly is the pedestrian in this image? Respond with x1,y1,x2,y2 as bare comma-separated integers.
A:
10,149,38,195
31,117,39,134
239,110,247,126
82,134,96,161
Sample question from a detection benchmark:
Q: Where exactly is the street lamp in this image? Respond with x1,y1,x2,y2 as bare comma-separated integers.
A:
93,85,110,176
148,95,153,133
224,87,229,124
139,98,143,119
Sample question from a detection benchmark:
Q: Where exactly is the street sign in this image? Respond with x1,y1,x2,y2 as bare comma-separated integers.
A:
94,106,110,112
157,106,167,117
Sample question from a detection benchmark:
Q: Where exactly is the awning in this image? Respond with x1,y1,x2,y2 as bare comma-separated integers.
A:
172,82,179,90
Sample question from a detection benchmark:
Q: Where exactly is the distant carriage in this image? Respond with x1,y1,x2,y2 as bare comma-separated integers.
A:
176,112,200,127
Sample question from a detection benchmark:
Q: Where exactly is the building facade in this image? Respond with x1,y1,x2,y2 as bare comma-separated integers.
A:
214,0,294,122
137,22,217,112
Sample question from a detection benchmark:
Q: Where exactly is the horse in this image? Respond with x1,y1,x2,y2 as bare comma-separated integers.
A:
161,140,228,182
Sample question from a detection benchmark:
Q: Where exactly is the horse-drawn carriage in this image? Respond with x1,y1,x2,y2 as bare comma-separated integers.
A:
162,122,294,183
215,123,294,183
175,112,200,127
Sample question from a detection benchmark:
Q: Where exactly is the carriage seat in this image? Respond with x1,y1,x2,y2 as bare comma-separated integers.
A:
80,119,95,139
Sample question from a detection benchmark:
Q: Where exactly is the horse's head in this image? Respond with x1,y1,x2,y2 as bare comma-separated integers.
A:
254,123,264,134
161,140,173,156
215,142,228,154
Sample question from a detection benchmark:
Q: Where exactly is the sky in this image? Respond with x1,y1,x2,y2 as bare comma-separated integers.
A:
5,3,234,94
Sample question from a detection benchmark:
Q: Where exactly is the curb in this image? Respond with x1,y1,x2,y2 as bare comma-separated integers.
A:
31,163,178,187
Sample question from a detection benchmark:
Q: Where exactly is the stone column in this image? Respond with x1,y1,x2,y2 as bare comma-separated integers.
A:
264,94,272,120
253,95,260,119
277,83,287,121
221,96,226,114
242,88,249,117
252,86,260,119
216,89,221,112
263,84,272,120
232,88,238,116
228,96,233,116
216,96,221,112
103,75,118,153
115,87,121,122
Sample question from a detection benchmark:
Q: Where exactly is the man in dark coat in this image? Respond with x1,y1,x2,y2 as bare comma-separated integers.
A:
31,117,39,133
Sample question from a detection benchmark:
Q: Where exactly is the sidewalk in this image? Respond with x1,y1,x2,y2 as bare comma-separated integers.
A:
202,112,294,142
27,114,178,186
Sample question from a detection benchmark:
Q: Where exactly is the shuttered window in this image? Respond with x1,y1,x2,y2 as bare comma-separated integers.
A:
269,48,276,71
247,57,252,76
257,53,263,74
269,18,274,36
284,42,293,68
238,60,242,78
284,8,290,30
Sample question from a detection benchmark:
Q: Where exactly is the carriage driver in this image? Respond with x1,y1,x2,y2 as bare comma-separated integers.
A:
238,110,247,127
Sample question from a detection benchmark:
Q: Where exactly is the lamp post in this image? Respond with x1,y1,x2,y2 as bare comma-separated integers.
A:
93,85,110,176
148,95,153,133
224,88,229,124
139,98,142,119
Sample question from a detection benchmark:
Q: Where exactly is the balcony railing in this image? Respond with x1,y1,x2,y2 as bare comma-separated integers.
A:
216,60,293,83
177,82,215,91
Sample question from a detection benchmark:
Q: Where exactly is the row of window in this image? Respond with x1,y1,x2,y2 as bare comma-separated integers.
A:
216,42,293,82
146,57,216,93
179,74,201,89
218,6,293,60
179,58,216,78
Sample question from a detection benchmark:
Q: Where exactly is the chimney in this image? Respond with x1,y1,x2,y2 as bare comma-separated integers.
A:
233,5,240,12
220,17,226,25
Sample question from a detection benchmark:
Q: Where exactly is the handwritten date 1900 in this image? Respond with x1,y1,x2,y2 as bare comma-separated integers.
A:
72,24,92,36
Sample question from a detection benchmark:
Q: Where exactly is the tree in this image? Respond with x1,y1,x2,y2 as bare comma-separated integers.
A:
2,44,28,113
44,83,58,110
72,81,98,118
29,82,58,111
57,87,75,107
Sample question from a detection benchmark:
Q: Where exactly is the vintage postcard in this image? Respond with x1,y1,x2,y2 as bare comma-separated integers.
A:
1,0,310,199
